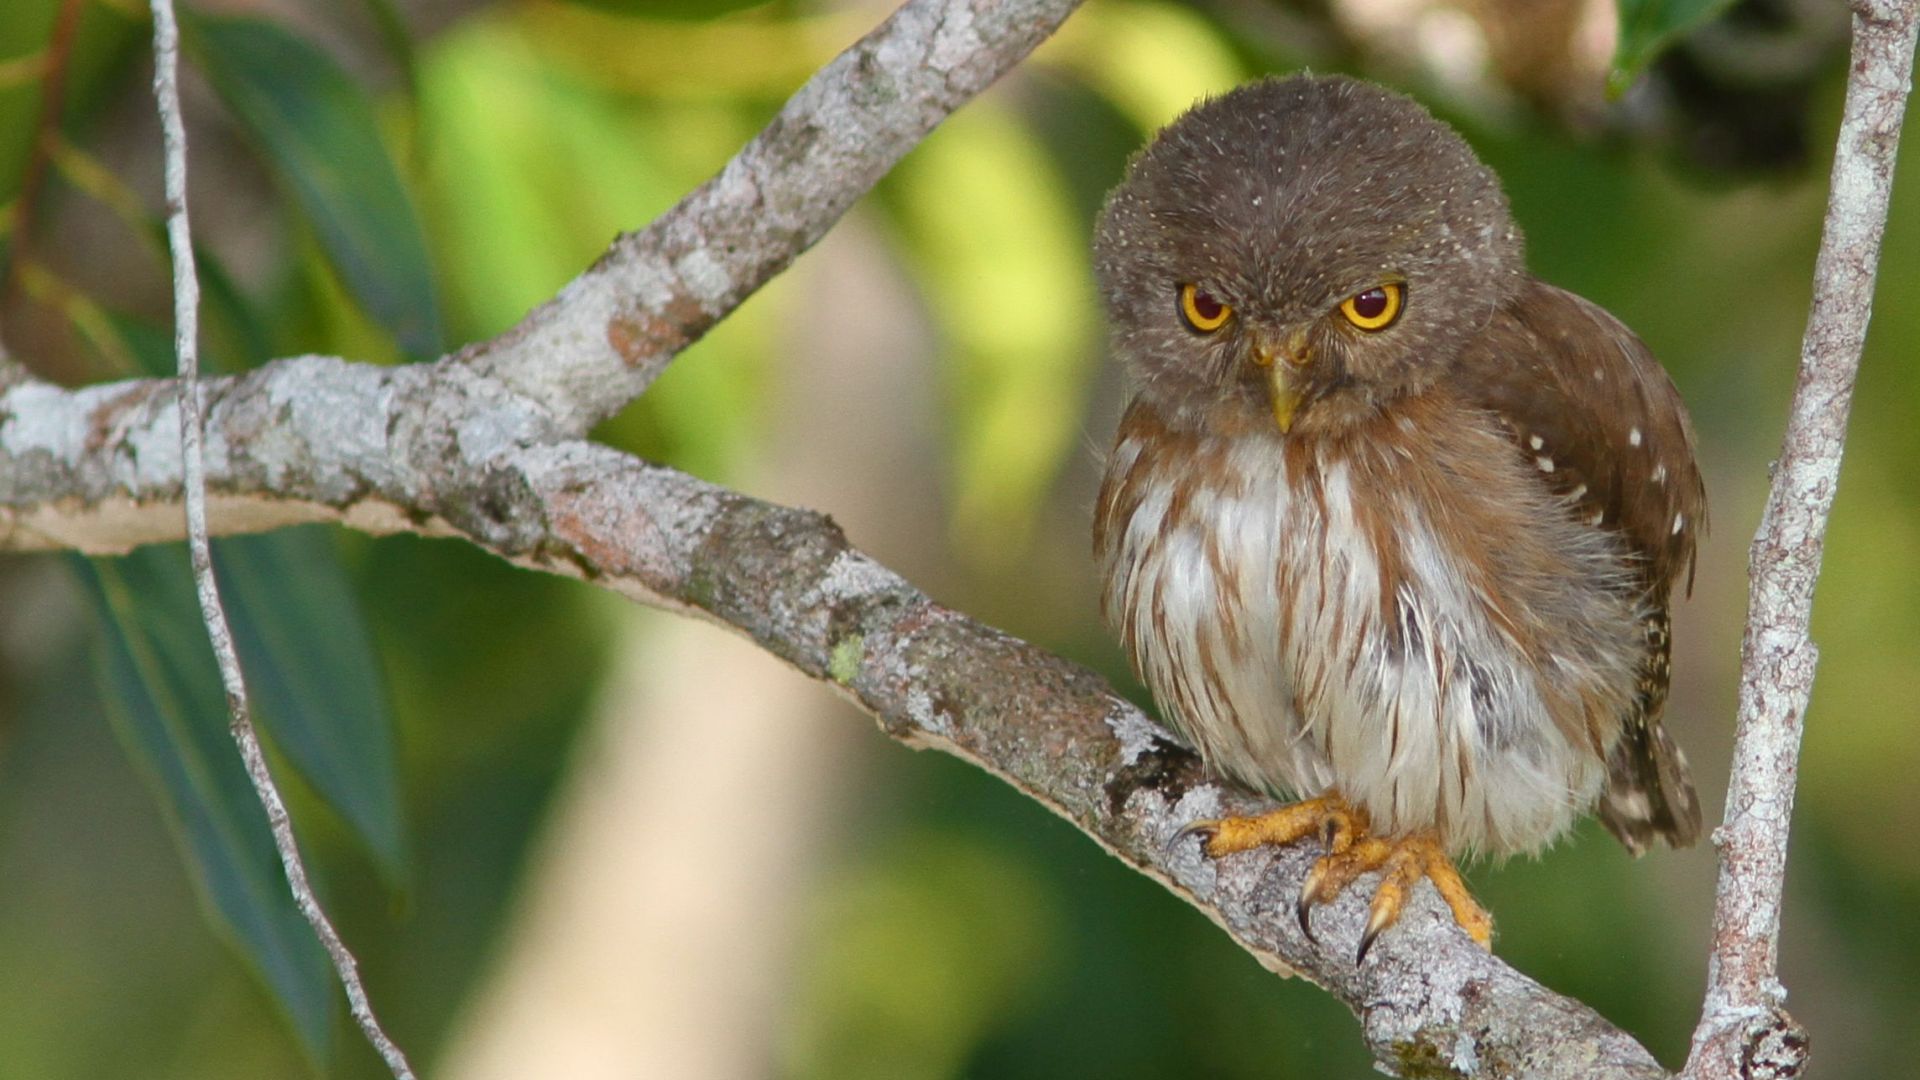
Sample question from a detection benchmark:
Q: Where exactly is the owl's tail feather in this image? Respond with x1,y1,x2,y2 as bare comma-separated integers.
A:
1598,718,1703,856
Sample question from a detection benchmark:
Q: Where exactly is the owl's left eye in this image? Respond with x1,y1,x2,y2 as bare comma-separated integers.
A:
1339,283,1405,331
1179,284,1233,333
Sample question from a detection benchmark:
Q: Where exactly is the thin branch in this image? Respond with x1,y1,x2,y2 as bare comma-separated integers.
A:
465,0,1084,435
0,357,1667,1078
145,3,416,1076
1682,2,1919,1077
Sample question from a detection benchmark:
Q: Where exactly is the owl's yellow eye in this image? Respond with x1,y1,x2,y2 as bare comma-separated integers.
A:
1179,284,1232,333
1339,283,1404,331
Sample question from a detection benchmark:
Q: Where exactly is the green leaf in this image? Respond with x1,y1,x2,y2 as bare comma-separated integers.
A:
889,105,1099,558
218,528,409,885
73,550,337,1066
181,11,444,359
1610,0,1740,96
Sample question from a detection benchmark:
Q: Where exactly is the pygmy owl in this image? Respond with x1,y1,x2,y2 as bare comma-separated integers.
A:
1093,75,1706,958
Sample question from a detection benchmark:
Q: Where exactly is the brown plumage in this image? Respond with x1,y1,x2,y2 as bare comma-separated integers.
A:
1092,75,1705,952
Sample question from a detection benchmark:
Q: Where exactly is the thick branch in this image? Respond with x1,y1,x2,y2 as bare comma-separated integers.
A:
0,359,1667,1078
465,0,1082,435
1682,2,1918,1077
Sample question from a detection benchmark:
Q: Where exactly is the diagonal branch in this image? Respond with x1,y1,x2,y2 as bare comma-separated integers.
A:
464,0,1084,435
0,356,1666,1078
1682,1,1919,1077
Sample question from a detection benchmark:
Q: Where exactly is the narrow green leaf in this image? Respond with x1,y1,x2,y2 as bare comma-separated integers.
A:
218,528,409,885
1610,0,1740,96
73,551,337,1065
181,11,443,359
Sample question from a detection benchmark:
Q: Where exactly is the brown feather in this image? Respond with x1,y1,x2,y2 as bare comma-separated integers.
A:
1454,280,1707,852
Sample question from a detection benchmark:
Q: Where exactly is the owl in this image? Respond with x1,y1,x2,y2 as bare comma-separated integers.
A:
1092,75,1706,959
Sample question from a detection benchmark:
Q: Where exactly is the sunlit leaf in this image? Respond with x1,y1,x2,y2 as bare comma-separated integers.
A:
1610,0,1739,96
417,21,768,477
181,11,443,359
73,551,337,1066
890,104,1098,556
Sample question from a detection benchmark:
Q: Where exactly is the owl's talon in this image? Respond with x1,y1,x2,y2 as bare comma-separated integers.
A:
1169,818,1221,857
1290,891,1320,941
1188,797,1492,958
1355,925,1384,965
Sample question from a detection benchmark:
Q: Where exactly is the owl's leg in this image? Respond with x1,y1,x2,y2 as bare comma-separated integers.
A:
1179,795,1492,961
1179,793,1366,855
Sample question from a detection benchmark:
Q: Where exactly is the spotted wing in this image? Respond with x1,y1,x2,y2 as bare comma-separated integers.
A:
1455,280,1706,854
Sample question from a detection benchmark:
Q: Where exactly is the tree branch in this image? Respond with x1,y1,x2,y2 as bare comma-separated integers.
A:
464,0,1084,435
146,2,415,1075
0,355,1666,1078
1682,2,1919,1077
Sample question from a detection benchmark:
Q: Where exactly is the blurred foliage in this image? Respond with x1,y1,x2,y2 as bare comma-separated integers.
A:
0,0,1917,1078
74,549,339,1066
1612,0,1740,94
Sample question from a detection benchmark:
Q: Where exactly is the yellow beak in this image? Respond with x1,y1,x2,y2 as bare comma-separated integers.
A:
1252,328,1312,434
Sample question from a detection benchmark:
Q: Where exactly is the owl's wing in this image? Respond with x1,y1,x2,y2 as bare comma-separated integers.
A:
1455,279,1706,854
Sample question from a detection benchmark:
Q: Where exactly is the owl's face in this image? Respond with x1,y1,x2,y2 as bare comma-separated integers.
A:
1095,75,1526,436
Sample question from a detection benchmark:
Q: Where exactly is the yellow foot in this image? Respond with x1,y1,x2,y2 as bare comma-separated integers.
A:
1179,795,1492,962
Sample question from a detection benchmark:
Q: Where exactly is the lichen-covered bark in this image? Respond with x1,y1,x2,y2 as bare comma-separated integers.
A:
0,357,1667,1078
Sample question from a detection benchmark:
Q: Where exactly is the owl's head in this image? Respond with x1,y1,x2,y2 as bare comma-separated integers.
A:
1094,75,1525,436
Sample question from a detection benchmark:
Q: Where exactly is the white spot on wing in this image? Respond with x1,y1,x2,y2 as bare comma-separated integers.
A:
1652,464,1667,484
1528,434,1543,450
1629,427,1643,447
1535,456,1554,473
1673,512,1686,535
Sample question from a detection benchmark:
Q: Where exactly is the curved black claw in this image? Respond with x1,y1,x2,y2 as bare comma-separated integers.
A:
1167,818,1220,859
1295,892,1318,944
1355,926,1383,965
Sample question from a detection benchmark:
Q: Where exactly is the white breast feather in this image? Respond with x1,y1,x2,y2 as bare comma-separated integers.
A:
1103,436,1608,856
